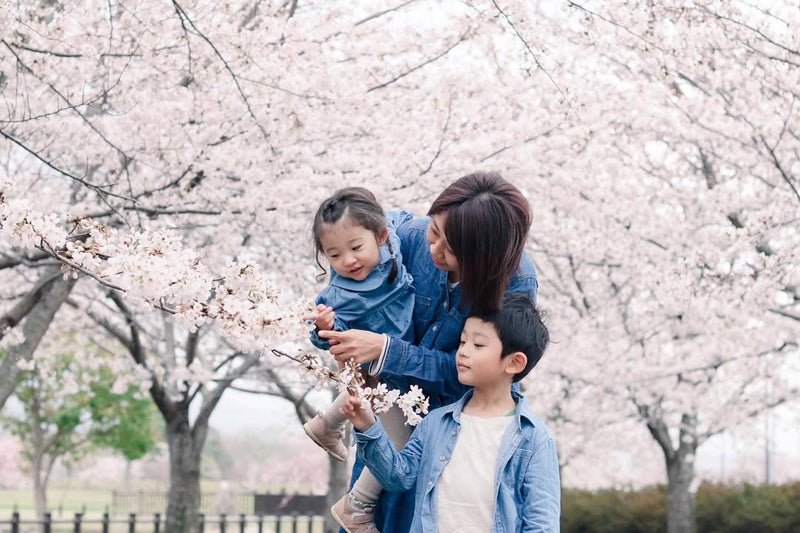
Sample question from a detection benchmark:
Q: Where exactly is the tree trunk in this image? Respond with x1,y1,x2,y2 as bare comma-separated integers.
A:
32,452,47,519
641,406,699,533
125,460,132,492
165,415,206,533
0,270,75,409
666,447,697,533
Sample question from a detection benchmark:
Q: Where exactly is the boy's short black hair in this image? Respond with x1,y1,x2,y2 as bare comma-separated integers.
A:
471,292,549,382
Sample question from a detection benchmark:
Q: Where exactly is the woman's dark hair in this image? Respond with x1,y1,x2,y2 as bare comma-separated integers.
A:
312,187,396,282
428,171,531,315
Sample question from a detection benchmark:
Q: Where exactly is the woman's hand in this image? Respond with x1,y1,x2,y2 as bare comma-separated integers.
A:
317,328,384,364
340,392,376,432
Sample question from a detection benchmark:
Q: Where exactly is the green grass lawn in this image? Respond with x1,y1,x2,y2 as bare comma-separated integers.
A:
0,487,112,517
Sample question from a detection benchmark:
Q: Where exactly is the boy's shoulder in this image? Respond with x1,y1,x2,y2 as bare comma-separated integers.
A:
515,396,556,444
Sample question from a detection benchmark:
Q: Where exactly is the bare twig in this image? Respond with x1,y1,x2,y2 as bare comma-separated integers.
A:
367,28,471,93
355,0,416,26
491,1,567,101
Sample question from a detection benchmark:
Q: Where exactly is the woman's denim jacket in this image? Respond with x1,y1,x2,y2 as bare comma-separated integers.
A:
354,390,561,532
310,217,414,350
370,210,539,408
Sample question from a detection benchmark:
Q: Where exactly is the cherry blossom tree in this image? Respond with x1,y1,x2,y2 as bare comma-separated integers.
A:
1,1,798,532
513,3,800,532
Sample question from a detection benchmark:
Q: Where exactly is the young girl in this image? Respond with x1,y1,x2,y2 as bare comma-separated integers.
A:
303,187,415,533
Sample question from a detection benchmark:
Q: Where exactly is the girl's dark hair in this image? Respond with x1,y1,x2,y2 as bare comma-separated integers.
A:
428,171,531,315
312,187,397,282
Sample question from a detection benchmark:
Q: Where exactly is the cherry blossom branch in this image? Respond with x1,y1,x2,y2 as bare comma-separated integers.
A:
367,28,471,93
418,95,452,177
0,130,131,207
171,0,270,140
5,41,82,58
490,1,566,101
270,348,429,425
760,134,800,204
1,39,135,168
355,1,417,26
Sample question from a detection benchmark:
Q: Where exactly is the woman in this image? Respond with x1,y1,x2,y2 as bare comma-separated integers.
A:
318,171,539,533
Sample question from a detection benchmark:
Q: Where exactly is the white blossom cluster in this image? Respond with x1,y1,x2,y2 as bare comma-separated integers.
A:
275,349,429,426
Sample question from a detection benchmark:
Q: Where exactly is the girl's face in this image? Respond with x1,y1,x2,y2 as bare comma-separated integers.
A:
426,212,460,278
320,217,388,281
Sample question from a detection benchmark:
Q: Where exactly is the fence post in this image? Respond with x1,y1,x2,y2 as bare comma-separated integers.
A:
198,513,205,533
102,512,110,533
128,512,136,533
256,514,263,533
11,510,20,533
154,512,161,533
220,512,227,533
43,512,52,533
239,513,245,533
291,512,298,533
73,512,83,533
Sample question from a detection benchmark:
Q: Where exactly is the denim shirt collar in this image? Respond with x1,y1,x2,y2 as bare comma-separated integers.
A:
444,389,537,430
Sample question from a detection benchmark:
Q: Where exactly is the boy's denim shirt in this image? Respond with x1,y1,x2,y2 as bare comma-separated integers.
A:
371,210,539,408
354,390,561,532
309,217,414,350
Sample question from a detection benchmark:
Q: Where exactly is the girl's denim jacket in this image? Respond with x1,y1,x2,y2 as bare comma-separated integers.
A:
309,217,414,350
370,211,540,408
354,390,561,532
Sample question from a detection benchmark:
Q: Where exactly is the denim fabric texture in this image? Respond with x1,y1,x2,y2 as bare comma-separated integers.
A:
309,216,414,350
353,211,540,533
355,390,561,532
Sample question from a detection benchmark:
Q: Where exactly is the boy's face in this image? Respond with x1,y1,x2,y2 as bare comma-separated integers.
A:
456,317,513,387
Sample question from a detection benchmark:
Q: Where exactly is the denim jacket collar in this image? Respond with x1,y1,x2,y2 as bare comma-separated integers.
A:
444,389,537,431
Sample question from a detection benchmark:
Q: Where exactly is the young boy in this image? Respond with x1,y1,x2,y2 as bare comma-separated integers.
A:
340,292,561,532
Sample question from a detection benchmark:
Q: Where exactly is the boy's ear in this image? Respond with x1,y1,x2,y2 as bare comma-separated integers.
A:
378,227,390,246
504,351,527,377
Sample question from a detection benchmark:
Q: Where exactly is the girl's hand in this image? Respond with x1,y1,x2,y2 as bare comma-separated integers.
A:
340,392,376,432
303,304,336,331
317,329,384,364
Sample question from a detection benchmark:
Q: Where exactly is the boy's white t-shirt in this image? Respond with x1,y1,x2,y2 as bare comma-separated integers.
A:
436,412,514,532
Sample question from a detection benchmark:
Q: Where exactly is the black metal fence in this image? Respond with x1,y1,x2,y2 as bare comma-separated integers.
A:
0,510,324,533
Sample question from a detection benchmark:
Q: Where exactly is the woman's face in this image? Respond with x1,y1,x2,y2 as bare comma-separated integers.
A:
426,212,460,277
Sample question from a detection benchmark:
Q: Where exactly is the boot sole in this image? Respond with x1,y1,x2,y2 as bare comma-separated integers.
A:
303,422,348,462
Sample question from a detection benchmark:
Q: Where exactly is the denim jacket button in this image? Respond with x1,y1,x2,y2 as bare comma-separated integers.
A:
439,455,446,461
432,325,438,331
427,481,433,487
451,430,456,436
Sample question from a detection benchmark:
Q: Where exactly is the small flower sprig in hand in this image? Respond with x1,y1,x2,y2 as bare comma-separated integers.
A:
271,348,429,425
